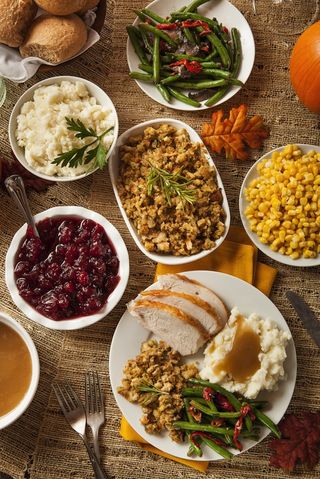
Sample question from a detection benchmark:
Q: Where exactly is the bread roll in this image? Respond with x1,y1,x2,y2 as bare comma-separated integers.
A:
78,0,100,14
20,14,88,64
34,0,85,16
0,0,37,47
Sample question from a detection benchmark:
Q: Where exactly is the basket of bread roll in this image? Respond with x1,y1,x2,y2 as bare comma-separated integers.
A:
0,0,106,82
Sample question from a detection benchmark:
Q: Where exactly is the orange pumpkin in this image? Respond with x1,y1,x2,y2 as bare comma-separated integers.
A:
290,21,320,113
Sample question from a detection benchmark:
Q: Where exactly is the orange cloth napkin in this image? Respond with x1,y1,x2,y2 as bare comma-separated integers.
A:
120,225,277,472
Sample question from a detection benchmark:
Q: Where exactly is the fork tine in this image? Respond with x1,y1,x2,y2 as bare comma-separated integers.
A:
85,372,90,413
66,383,84,411
95,371,104,412
89,371,94,413
53,383,70,413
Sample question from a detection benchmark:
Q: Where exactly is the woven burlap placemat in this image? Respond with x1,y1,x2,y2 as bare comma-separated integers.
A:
0,1,319,478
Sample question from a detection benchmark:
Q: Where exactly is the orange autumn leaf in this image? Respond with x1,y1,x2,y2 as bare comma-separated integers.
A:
201,104,270,161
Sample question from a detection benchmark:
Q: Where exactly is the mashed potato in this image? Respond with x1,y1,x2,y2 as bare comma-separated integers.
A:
16,81,114,177
200,307,291,399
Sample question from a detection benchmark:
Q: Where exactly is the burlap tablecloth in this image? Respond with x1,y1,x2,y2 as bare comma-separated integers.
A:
0,1,319,478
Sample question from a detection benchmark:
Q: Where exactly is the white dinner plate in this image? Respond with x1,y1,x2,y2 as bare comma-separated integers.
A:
109,270,297,461
127,0,255,110
239,144,320,267
108,118,230,265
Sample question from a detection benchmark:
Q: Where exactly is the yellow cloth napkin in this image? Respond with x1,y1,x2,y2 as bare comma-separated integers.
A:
120,225,277,472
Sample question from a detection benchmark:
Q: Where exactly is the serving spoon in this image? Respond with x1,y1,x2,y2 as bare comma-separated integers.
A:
5,175,39,237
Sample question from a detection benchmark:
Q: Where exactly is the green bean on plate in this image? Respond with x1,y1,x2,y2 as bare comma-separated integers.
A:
126,0,254,109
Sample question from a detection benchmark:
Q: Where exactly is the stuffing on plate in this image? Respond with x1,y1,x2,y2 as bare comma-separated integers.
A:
117,339,199,442
117,124,225,256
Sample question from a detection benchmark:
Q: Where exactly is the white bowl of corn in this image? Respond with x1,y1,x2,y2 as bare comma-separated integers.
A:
240,144,320,267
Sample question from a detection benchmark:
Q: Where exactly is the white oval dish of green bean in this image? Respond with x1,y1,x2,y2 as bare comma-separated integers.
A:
126,0,255,110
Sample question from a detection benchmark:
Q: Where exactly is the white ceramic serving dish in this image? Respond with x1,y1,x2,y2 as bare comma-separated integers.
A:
127,0,255,111
5,206,129,330
9,76,119,182
240,144,320,267
109,118,230,265
0,311,40,430
110,270,297,461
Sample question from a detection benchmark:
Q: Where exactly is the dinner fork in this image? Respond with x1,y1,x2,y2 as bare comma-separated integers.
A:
85,371,105,462
53,382,107,479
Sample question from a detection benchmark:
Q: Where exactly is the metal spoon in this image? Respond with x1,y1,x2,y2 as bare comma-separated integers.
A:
5,175,39,237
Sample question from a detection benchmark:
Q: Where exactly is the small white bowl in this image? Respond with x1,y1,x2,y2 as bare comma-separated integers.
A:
239,144,320,267
5,206,130,330
127,0,255,111
9,76,119,182
109,118,230,265
0,312,40,430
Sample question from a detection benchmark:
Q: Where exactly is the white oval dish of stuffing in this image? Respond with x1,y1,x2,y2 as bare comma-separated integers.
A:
239,144,320,267
109,118,230,265
109,270,297,461
9,76,119,182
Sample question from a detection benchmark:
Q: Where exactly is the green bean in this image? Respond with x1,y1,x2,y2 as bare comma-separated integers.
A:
202,68,231,79
161,53,207,63
231,27,241,76
129,71,153,81
185,0,212,13
134,10,155,24
139,23,177,47
205,86,228,106
204,50,218,61
201,436,233,459
183,26,197,44
206,31,231,68
160,75,180,85
171,12,220,33
153,36,160,83
167,87,201,107
182,387,204,397
190,400,240,418
126,26,149,65
142,8,168,24
248,400,269,409
140,28,153,54
200,61,222,68
253,408,281,439
156,84,171,102
174,421,234,435
193,397,218,412
171,79,228,89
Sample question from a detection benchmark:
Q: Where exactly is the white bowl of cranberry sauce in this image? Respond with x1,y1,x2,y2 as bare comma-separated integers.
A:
5,207,129,330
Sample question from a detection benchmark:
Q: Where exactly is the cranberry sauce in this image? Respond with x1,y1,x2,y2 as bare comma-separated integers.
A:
14,216,120,321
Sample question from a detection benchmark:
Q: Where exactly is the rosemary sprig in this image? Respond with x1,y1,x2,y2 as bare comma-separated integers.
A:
147,163,196,205
138,381,170,407
52,117,113,170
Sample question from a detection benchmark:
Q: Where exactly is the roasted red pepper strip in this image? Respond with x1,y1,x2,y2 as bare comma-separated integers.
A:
203,387,214,401
156,23,178,30
169,59,202,73
215,392,234,412
190,431,226,448
181,20,211,35
233,404,256,450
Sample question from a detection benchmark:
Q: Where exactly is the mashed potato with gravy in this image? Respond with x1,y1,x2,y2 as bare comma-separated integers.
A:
16,81,114,177
200,307,291,399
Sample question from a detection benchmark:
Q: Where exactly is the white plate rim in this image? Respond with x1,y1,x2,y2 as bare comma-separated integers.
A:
239,144,320,267
126,0,256,111
108,118,230,265
109,270,297,461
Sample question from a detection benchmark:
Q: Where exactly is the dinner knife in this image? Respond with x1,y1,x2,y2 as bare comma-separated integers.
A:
286,291,320,347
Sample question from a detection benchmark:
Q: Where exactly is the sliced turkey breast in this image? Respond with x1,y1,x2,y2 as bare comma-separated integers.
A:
140,290,222,336
157,274,228,328
128,299,210,356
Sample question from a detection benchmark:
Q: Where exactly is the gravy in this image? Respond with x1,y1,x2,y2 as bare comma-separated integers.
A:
214,315,261,382
0,322,32,417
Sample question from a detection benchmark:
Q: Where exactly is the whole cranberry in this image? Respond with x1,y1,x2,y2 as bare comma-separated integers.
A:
47,263,61,281
14,261,31,276
77,271,89,286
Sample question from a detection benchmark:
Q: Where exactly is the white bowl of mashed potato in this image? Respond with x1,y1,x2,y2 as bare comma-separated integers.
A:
9,76,119,181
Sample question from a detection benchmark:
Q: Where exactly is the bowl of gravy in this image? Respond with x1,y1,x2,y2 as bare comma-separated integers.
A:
0,312,39,429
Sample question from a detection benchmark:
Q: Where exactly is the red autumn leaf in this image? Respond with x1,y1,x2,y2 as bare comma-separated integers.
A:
201,104,270,160
0,154,52,192
269,411,320,472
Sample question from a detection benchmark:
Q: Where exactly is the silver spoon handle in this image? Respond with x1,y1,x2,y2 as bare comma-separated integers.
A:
5,175,39,237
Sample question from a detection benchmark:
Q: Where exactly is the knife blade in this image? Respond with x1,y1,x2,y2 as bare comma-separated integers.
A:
286,291,320,347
